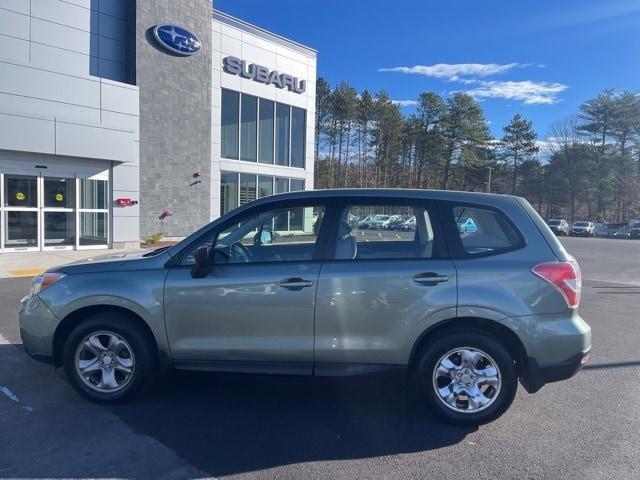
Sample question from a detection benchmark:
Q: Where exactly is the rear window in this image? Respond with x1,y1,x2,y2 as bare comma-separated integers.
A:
453,206,522,255
575,222,589,226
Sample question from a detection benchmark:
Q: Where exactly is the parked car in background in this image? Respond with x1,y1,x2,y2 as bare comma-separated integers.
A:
612,228,631,239
546,219,570,236
386,215,407,230
368,215,392,230
593,223,608,237
400,216,416,231
630,221,640,239
457,217,478,234
570,221,596,237
358,215,375,229
20,189,590,425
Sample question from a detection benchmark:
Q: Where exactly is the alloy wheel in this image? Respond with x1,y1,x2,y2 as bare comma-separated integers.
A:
432,347,502,413
74,331,135,393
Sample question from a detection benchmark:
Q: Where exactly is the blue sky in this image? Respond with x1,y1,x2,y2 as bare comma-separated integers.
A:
216,0,640,139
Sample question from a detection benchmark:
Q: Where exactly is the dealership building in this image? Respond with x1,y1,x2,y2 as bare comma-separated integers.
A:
0,0,316,253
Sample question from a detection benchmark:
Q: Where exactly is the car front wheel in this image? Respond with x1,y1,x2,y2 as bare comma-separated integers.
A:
415,331,517,425
63,313,155,402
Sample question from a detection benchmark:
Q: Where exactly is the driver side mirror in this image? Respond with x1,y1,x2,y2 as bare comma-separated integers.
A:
191,246,210,278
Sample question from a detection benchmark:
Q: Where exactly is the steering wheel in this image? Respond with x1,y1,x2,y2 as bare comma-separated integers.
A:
230,241,252,263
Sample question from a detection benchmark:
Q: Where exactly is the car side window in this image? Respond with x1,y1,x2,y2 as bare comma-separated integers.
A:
181,204,325,265
452,206,521,255
335,204,435,260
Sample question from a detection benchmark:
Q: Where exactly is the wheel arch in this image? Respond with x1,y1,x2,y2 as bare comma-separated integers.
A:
52,305,160,368
408,317,528,377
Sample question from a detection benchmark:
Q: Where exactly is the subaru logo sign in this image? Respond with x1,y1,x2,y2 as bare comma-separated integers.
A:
153,24,201,56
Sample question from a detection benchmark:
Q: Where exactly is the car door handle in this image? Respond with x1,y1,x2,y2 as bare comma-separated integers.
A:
279,278,314,289
413,273,449,284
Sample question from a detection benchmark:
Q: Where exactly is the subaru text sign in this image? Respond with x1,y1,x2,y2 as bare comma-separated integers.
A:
153,24,201,56
222,56,306,94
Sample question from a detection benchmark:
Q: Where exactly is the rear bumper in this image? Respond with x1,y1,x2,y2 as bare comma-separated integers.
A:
521,348,590,393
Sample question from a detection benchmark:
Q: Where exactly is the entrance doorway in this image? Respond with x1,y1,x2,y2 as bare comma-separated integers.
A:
1,172,110,253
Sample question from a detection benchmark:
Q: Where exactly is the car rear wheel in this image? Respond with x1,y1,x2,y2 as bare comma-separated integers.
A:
63,312,155,402
414,331,517,425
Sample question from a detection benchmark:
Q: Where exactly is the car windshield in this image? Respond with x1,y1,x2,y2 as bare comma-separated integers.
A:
575,222,589,226
632,223,640,228
548,220,560,225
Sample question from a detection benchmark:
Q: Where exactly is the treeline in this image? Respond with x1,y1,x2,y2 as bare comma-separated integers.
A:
314,79,640,223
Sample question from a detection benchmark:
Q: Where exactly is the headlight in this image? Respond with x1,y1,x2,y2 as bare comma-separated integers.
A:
30,273,66,295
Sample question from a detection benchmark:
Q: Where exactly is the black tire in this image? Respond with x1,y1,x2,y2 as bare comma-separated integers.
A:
63,312,155,402
413,330,517,425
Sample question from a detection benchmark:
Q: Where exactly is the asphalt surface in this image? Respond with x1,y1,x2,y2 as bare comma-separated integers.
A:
1,236,639,479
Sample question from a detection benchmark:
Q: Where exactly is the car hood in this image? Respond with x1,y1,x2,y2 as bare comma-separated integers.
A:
49,249,171,274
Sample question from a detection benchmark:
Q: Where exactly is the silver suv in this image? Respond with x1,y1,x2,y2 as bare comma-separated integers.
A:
19,189,591,424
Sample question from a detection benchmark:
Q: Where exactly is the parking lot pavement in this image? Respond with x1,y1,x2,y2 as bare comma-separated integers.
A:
1,237,640,479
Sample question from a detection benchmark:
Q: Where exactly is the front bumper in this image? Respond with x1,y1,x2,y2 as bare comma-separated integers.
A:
19,293,59,362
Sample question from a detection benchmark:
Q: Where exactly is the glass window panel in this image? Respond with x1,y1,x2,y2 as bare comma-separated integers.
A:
220,171,239,215
44,177,75,208
275,103,290,166
5,211,38,247
258,175,273,198
239,174,257,206
79,212,107,245
80,179,108,209
5,175,37,207
275,177,289,194
240,94,257,162
221,89,239,159
453,206,521,254
44,212,75,247
291,107,306,168
337,205,433,260
258,99,274,164
290,179,305,192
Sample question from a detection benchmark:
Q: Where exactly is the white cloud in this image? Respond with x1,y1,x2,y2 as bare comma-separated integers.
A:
379,63,522,81
392,99,419,107
464,80,568,105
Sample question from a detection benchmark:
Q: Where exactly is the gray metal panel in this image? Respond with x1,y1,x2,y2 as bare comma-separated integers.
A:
31,0,92,31
112,163,140,192
0,92,101,125
0,34,29,63
137,0,212,237
101,81,138,115
0,112,55,154
55,120,135,162
0,61,101,107
2,0,30,15
213,9,317,57
30,42,94,78
31,17,91,55
0,8,30,39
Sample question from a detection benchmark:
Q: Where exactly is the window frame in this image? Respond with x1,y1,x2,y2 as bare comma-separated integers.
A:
322,199,449,262
173,197,335,267
442,201,526,259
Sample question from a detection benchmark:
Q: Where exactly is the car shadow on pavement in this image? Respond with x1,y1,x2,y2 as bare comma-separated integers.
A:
107,369,476,477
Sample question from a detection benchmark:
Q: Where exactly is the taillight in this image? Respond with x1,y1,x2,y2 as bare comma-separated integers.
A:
532,260,582,308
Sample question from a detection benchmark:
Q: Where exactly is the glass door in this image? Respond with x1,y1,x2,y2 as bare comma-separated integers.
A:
3,174,39,252
42,176,76,251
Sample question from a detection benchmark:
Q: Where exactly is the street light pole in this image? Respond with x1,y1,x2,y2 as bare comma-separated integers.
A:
487,167,492,193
